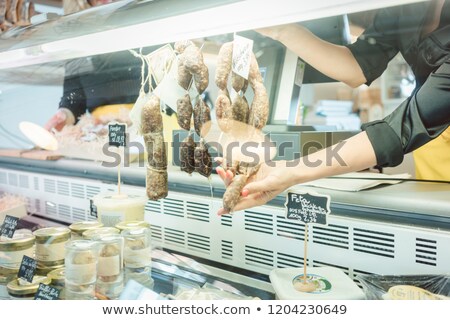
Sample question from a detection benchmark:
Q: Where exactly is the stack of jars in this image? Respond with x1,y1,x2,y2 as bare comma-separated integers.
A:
0,230,36,299
0,229,57,300
66,220,153,300
0,219,153,300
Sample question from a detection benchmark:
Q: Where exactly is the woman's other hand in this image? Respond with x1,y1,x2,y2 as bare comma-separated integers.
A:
44,108,75,131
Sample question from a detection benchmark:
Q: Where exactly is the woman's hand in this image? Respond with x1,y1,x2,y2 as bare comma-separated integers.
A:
44,108,75,132
216,159,299,215
216,131,378,215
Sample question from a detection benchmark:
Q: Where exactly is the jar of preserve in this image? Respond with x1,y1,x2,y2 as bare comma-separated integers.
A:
34,227,70,268
47,267,66,300
6,276,51,300
0,232,35,269
65,240,99,300
0,274,15,299
115,220,150,232
93,234,124,299
93,193,147,227
36,264,65,277
69,221,104,240
82,227,119,240
122,227,153,288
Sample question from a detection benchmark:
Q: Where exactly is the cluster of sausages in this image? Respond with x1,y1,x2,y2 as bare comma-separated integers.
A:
0,0,35,32
215,42,269,132
175,41,212,178
175,40,209,95
215,41,270,212
141,40,269,204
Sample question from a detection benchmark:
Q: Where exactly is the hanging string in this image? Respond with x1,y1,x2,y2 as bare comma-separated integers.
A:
143,55,155,92
147,165,167,173
129,49,151,94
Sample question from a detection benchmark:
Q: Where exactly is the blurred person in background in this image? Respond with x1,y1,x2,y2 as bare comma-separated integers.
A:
45,0,134,131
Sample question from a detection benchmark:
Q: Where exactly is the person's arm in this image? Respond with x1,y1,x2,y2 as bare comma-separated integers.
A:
45,72,86,131
258,24,367,87
217,131,376,214
363,59,450,167
218,59,450,214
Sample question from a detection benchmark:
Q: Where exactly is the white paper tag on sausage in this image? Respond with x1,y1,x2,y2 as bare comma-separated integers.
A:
145,44,176,85
153,55,191,114
232,35,253,79
130,92,152,135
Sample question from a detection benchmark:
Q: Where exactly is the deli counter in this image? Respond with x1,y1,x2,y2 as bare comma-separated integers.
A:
0,0,449,301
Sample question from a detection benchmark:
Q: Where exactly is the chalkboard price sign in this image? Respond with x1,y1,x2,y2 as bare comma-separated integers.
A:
18,255,37,283
90,199,98,218
0,215,19,238
35,283,60,300
285,191,330,225
108,123,127,147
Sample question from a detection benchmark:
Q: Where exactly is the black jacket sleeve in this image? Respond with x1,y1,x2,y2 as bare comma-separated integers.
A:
58,73,86,122
347,7,400,85
362,59,450,167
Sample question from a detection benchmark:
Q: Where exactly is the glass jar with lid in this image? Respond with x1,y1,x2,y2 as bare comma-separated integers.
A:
47,267,65,300
82,227,119,240
36,263,65,277
65,240,99,300
93,193,147,227
0,232,35,269
0,273,16,299
0,264,18,279
115,220,150,232
69,221,104,240
93,234,124,299
122,227,153,287
33,227,70,268
6,276,51,300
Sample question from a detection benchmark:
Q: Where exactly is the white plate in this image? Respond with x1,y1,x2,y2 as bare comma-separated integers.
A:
19,121,58,151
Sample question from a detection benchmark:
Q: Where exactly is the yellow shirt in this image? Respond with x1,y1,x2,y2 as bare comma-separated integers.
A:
413,128,450,181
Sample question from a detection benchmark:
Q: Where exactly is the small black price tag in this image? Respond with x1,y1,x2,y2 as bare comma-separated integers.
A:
34,283,60,300
18,255,37,283
285,191,330,225
90,199,98,218
108,123,127,147
0,215,19,239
